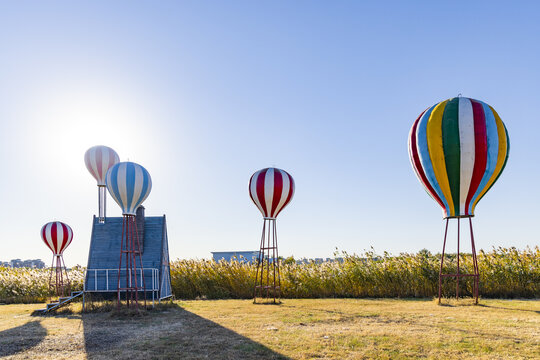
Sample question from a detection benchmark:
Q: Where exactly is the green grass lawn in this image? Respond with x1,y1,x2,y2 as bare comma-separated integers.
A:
0,298,539,359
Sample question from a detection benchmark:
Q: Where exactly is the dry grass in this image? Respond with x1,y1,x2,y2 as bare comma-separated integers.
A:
0,298,539,359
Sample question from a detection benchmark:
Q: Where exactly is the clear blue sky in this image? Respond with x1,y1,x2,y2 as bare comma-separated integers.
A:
1,1,539,266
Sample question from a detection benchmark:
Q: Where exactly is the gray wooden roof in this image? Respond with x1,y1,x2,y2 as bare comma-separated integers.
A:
86,216,165,270
85,215,172,299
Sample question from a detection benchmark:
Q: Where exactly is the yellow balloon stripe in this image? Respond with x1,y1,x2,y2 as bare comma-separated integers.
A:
426,100,455,217
471,106,508,213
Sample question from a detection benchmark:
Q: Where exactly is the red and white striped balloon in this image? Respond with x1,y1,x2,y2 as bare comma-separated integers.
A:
249,168,295,219
41,222,73,256
84,145,120,186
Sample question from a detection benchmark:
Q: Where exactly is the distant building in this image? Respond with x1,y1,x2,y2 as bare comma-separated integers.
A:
10,259,22,267
211,251,259,263
23,259,46,268
209,253,345,265
295,257,344,264
0,259,46,268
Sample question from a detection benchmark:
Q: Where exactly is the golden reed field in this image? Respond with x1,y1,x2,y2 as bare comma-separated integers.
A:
1,247,538,303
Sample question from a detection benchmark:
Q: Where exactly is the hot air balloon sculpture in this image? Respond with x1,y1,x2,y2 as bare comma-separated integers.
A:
41,221,73,297
106,161,152,308
84,145,120,223
408,96,509,304
249,167,295,304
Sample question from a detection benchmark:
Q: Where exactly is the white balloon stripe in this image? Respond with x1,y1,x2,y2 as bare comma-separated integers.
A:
58,223,65,254
89,147,99,182
56,222,64,254
44,224,54,253
100,147,110,185
263,169,275,217
458,97,475,214
43,223,51,252
249,172,266,216
45,224,55,254
94,147,102,183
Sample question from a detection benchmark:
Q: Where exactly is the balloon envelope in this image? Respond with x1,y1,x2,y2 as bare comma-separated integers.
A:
106,162,152,215
408,97,509,218
249,167,295,219
84,145,120,186
41,222,73,255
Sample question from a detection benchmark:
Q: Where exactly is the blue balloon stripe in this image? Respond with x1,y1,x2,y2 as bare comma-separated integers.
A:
125,162,136,213
108,164,123,211
416,104,451,216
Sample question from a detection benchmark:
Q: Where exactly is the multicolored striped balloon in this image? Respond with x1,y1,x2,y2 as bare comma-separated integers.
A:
41,222,73,256
84,145,120,186
249,168,295,219
105,162,152,216
408,97,509,218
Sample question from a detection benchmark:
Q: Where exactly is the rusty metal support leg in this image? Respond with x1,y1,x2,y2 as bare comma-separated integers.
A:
265,220,270,299
125,217,131,307
253,218,281,304
117,216,125,309
438,219,449,304
61,255,70,287
253,220,266,302
273,220,281,303
271,221,275,303
56,256,61,297
469,218,479,304
49,256,55,300
439,216,480,304
133,216,147,308
456,218,460,300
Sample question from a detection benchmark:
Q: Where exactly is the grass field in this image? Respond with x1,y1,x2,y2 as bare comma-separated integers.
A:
0,298,539,359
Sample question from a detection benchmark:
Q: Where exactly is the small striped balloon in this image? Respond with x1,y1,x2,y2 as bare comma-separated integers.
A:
408,97,510,218
84,145,120,186
41,222,73,256
105,162,152,215
249,168,295,219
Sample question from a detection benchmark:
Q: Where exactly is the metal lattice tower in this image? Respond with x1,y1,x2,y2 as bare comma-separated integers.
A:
117,215,147,309
253,218,281,304
438,216,479,304
49,254,70,298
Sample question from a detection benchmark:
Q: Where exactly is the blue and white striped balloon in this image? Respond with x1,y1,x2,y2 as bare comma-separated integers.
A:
105,162,152,215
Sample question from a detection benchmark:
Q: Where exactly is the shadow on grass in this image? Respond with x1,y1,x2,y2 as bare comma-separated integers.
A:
83,302,290,360
0,320,47,357
477,303,540,315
